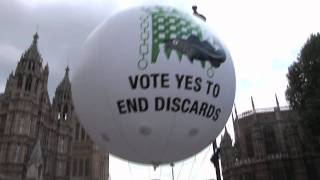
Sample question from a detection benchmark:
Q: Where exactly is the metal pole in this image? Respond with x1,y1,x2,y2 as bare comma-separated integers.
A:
170,163,175,180
211,140,221,180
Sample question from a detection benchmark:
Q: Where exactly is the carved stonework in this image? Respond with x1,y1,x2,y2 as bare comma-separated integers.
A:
220,104,320,180
26,138,43,180
0,33,109,180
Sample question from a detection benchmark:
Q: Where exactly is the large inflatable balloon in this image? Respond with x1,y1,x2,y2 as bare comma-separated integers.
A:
72,6,236,164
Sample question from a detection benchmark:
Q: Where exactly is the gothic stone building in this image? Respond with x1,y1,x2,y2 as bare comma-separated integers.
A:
0,33,109,180
220,97,320,180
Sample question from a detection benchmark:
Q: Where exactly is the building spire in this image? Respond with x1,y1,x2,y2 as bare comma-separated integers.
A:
22,32,42,62
232,110,240,142
231,112,238,140
33,32,39,45
220,126,232,148
65,66,70,77
224,126,228,135
251,96,256,112
55,66,71,94
234,103,238,119
275,93,280,108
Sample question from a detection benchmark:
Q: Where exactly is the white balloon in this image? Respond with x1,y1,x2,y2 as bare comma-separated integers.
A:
73,6,236,164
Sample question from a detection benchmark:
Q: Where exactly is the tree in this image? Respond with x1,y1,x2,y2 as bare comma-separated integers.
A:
286,33,320,140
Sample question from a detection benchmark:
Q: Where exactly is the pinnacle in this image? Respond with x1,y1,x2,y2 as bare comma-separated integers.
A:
33,32,39,44
65,66,70,76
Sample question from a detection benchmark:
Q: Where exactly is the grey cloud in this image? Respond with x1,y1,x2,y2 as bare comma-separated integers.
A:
0,0,116,98
0,44,21,62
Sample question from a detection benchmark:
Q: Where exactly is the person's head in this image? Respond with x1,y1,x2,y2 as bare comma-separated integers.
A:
192,5,197,12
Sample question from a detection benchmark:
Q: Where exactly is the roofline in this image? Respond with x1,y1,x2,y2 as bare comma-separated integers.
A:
237,106,290,119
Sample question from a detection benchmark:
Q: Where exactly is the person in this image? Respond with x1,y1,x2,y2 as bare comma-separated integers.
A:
192,5,206,22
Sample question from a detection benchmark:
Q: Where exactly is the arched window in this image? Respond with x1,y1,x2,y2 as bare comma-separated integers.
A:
0,116,6,135
14,144,21,163
44,131,48,146
245,131,254,157
85,158,90,176
81,127,86,141
34,79,39,93
75,124,80,141
25,75,32,91
63,105,68,120
5,143,10,163
16,119,23,134
28,62,32,70
38,165,42,178
263,125,278,154
17,75,23,89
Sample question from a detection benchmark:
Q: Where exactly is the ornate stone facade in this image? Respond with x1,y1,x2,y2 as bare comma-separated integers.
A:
0,33,109,180
220,96,320,180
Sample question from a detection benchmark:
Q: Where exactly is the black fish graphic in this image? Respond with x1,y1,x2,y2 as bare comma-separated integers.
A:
164,35,226,68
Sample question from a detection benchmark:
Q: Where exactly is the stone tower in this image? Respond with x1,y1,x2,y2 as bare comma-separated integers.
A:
0,33,109,180
0,33,50,179
49,66,74,180
219,97,320,180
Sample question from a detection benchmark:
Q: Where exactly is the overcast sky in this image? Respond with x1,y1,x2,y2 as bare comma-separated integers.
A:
1,0,320,179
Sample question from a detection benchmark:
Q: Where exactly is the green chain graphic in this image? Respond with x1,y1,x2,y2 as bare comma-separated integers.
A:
143,6,203,64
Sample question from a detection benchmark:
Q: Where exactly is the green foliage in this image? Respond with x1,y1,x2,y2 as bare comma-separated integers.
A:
286,33,320,136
